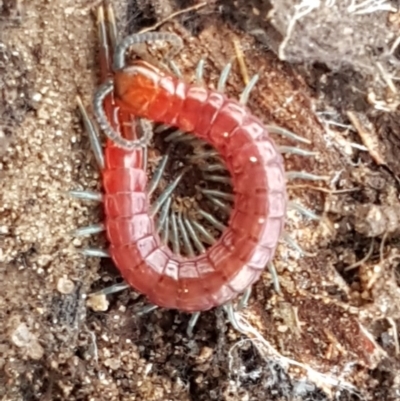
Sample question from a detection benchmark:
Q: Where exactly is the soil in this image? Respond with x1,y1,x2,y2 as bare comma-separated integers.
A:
1,1,400,400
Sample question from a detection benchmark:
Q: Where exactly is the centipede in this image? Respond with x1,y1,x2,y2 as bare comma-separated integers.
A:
71,2,324,335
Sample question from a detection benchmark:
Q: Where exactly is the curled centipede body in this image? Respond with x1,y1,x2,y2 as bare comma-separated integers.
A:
73,2,323,334
98,59,287,312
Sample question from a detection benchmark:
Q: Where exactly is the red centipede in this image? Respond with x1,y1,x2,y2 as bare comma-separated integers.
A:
73,2,321,334
93,35,287,311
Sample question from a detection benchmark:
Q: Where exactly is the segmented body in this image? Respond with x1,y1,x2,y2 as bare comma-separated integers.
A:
101,61,287,312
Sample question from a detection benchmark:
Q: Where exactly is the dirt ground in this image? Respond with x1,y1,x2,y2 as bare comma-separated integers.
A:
1,0,400,400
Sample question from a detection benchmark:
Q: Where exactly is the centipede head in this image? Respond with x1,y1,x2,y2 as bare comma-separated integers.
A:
114,60,166,117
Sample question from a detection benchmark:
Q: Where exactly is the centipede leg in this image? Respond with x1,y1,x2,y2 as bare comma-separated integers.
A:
170,212,180,255
237,287,252,310
267,262,281,294
74,3,119,172
267,126,311,144
81,248,110,258
183,216,206,254
189,219,216,246
286,171,329,181
69,190,103,202
156,197,171,233
147,153,169,196
160,212,170,245
164,129,185,142
165,130,200,144
187,312,201,337
137,304,159,316
223,304,247,334
150,169,186,216
76,96,105,170
200,188,234,202
217,63,233,92
278,146,317,157
104,1,117,51
288,201,320,220
203,193,231,213
187,149,219,161
281,232,306,255
90,282,130,296
177,212,195,257
195,59,205,84
198,162,226,173
202,174,232,185
72,223,105,237
239,74,259,105
198,209,226,232
168,60,183,78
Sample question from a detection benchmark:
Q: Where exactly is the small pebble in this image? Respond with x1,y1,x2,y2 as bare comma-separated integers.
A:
57,276,75,294
87,293,109,312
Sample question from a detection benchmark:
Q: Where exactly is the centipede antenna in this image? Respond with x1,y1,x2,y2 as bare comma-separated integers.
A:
81,248,110,258
267,262,282,294
205,194,231,213
288,201,320,220
202,174,232,185
198,209,226,232
90,282,130,297
164,129,185,142
187,312,201,337
217,62,232,92
137,304,159,316
68,190,103,202
168,59,183,78
223,304,247,334
76,96,105,169
150,170,185,217
266,125,311,145
190,219,216,245
94,81,153,149
156,197,171,233
183,217,206,254
237,287,252,310
177,212,195,257
170,212,180,254
239,74,259,105
278,146,318,157
282,232,305,255
113,31,183,70
148,153,169,196
286,171,329,182
200,189,234,201
72,224,105,237
195,59,205,84
200,163,227,172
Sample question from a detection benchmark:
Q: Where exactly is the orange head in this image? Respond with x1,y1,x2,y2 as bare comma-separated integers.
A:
113,61,165,118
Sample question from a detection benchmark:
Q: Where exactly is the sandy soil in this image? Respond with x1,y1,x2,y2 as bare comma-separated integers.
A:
1,1,400,400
